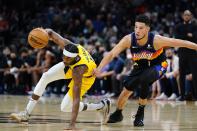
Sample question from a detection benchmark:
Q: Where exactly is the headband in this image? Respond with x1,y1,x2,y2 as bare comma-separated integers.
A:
63,49,78,57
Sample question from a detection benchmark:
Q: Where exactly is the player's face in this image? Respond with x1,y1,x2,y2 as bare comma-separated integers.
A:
62,56,75,66
134,22,150,40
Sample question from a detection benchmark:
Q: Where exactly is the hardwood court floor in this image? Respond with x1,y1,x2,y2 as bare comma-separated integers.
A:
0,95,197,131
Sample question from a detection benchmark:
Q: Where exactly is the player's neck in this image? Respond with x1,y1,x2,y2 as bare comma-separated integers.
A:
70,56,81,65
137,34,148,46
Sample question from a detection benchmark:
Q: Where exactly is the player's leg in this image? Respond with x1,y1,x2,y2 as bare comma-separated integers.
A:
107,87,133,123
108,73,139,123
10,62,66,122
81,77,111,124
60,77,111,124
133,64,166,127
60,92,107,112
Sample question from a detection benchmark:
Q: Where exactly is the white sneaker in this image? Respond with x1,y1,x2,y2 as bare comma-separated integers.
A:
175,96,181,101
103,93,115,97
155,93,167,100
100,98,111,125
168,93,177,101
10,111,29,123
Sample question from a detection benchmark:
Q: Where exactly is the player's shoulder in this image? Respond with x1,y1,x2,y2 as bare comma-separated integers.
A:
120,34,131,44
153,34,163,41
123,34,131,40
152,34,167,49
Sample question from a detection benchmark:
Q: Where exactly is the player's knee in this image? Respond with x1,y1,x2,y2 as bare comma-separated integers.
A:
42,72,50,79
60,105,72,112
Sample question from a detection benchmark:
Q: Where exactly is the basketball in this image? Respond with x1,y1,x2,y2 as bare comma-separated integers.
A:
28,28,49,49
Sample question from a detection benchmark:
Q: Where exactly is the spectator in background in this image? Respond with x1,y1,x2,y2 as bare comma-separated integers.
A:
83,19,95,39
116,59,134,97
98,56,124,97
0,45,9,94
102,18,118,49
151,80,161,99
156,48,179,100
184,73,193,100
93,14,105,34
30,49,46,87
175,10,197,101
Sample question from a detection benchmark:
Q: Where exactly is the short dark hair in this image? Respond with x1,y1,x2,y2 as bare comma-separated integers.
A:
135,14,150,26
64,44,78,53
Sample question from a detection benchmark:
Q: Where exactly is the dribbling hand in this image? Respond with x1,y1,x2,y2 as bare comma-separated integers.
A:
45,28,53,40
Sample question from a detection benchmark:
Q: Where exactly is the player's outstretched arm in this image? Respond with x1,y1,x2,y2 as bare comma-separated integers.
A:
67,65,87,129
45,28,75,49
94,35,130,76
154,35,197,50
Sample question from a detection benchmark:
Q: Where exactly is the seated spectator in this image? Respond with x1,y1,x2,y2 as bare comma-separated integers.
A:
116,59,133,97
0,46,9,94
151,80,161,99
156,48,179,100
184,73,193,100
98,56,125,97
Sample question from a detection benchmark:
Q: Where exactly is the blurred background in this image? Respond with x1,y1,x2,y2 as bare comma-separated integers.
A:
0,0,196,101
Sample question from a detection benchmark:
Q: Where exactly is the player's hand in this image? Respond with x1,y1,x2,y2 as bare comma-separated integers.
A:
187,33,193,37
45,28,53,40
92,68,102,77
116,74,121,80
63,124,77,131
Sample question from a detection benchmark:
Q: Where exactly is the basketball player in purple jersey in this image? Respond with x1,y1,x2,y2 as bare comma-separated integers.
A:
93,14,197,127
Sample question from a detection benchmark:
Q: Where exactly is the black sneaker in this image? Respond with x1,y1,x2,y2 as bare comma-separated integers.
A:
176,96,185,101
107,110,123,123
133,112,144,127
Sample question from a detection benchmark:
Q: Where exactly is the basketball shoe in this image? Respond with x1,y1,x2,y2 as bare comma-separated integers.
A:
99,98,111,124
10,110,29,123
133,110,144,127
107,109,123,123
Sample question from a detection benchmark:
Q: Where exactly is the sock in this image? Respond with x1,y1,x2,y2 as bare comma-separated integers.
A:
25,98,38,115
82,102,104,111
115,108,122,114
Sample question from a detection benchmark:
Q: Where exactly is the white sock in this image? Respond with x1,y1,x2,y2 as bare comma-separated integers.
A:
25,98,38,115
82,102,104,111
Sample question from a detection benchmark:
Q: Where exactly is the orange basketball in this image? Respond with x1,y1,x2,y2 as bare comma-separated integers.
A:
28,28,49,49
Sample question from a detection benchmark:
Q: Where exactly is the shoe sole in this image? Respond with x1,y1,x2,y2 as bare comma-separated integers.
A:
134,124,144,127
107,114,123,123
134,119,144,127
